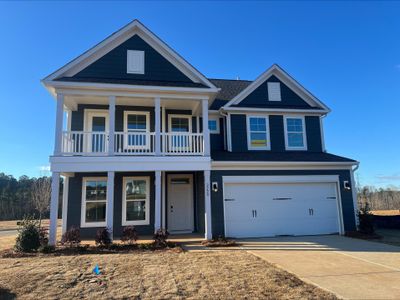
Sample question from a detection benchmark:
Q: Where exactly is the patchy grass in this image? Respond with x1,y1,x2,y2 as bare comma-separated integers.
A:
0,250,336,299
371,210,400,216
0,219,61,231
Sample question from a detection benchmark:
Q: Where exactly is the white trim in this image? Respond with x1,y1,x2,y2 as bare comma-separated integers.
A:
168,114,192,133
106,171,115,238
223,64,330,112
123,110,151,150
204,170,212,239
320,115,326,152
226,113,232,152
351,164,360,227
212,160,358,171
42,20,217,90
54,94,64,155
222,107,327,115
267,82,281,101
127,50,145,74
154,171,162,231
161,171,166,229
283,115,307,151
122,176,151,226
80,177,108,228
61,175,69,235
246,115,271,151
49,172,60,245
222,175,344,235
208,117,220,134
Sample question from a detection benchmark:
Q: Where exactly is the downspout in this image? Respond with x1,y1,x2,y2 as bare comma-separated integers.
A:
351,162,360,229
220,109,230,151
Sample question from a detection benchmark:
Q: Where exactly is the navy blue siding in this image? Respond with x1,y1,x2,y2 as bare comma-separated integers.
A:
305,116,323,152
230,114,248,152
210,118,225,151
210,169,356,238
233,75,313,109
73,35,194,83
270,115,285,152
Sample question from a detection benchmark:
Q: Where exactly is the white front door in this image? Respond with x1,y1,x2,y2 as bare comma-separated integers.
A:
167,174,194,233
84,110,109,153
224,181,341,238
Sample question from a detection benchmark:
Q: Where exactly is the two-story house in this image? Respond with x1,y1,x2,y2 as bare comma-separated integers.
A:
43,20,358,245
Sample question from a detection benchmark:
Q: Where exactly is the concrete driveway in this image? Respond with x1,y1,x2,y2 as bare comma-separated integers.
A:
239,235,400,299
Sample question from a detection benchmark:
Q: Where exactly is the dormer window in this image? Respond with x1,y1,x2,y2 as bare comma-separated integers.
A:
127,50,145,74
267,82,281,101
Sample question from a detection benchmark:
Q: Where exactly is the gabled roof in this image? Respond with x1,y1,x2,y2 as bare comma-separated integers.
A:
222,64,330,113
42,20,218,90
208,79,252,110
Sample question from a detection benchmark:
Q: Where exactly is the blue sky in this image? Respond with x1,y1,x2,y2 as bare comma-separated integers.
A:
0,1,399,187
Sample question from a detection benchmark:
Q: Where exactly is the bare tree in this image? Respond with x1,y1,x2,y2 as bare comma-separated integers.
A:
31,177,51,227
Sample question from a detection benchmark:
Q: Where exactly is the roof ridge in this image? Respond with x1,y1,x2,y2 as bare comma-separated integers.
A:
208,78,252,82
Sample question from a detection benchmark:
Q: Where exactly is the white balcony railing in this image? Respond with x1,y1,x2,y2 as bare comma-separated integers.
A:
61,131,205,156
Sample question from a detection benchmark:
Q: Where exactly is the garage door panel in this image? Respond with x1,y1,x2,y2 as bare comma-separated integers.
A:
224,181,340,238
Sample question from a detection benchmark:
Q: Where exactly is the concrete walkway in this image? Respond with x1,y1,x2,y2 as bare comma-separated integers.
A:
239,235,400,299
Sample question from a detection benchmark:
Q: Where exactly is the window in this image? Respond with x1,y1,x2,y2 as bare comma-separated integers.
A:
122,177,150,225
284,116,307,150
208,118,220,134
124,111,150,149
127,50,144,74
81,177,107,227
247,116,270,150
267,82,281,101
168,115,192,150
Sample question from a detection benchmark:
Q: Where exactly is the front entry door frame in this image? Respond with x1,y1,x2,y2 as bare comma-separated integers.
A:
167,173,194,233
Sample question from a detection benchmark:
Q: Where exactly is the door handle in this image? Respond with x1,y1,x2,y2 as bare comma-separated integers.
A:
309,208,314,216
254,210,257,218
170,205,173,213
224,198,235,202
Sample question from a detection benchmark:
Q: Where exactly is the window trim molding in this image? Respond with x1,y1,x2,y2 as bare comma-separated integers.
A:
127,50,145,74
208,117,220,134
246,115,271,151
267,82,282,102
122,176,151,226
81,176,108,228
167,114,192,133
283,115,307,151
123,110,151,150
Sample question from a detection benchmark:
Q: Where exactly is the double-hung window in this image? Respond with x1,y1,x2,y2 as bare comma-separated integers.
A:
208,118,220,134
122,177,150,225
247,116,270,150
284,116,307,150
81,177,107,227
124,111,150,149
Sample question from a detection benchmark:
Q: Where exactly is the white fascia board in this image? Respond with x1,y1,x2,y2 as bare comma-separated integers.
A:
222,107,328,115
223,64,331,112
212,160,358,170
42,19,217,90
50,156,211,172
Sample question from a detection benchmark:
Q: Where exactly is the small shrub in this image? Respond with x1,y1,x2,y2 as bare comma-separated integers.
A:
121,226,138,245
15,217,41,252
358,202,375,234
95,228,112,246
39,227,49,246
153,229,169,248
61,227,81,247
201,235,237,247
39,244,55,253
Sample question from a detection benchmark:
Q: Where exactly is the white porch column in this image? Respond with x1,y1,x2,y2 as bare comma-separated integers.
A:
161,171,166,229
106,171,115,240
49,172,60,246
155,97,161,155
61,175,70,235
204,170,212,240
202,99,210,156
154,170,162,232
54,93,64,155
108,96,116,155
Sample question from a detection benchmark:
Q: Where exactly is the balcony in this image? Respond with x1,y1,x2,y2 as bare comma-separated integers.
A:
61,131,205,156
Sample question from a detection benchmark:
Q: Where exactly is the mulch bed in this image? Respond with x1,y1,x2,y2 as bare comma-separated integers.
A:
345,231,382,240
201,237,238,247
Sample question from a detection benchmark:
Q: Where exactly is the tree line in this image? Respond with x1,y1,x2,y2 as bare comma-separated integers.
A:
357,185,400,211
0,173,62,221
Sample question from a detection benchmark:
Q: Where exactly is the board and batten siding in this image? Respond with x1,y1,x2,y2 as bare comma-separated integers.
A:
210,169,356,238
73,35,194,83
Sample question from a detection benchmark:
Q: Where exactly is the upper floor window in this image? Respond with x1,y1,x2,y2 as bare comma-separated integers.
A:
124,111,150,149
81,177,107,227
267,82,281,101
247,116,270,150
284,116,307,150
208,118,220,134
127,50,145,74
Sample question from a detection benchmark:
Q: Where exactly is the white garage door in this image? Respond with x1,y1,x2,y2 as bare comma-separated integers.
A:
224,181,341,238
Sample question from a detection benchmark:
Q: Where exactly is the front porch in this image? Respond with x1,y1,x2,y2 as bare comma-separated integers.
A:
49,170,212,245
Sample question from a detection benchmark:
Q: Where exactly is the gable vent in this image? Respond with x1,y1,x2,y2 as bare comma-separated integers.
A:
127,50,145,74
267,82,281,101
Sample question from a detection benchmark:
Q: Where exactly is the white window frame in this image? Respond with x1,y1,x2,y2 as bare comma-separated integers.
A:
267,82,282,101
208,117,220,134
284,115,307,150
81,177,108,228
123,111,150,150
168,114,192,133
122,176,150,226
246,115,271,150
127,50,145,74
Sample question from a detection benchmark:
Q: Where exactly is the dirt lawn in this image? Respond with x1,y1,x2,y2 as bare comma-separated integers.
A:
0,250,336,299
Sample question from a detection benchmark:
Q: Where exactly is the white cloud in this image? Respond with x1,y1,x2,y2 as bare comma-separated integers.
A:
39,165,50,172
375,174,400,182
